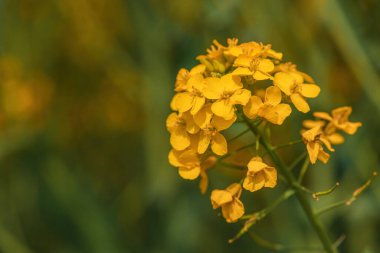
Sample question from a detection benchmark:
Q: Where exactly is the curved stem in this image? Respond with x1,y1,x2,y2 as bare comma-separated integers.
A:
243,115,338,253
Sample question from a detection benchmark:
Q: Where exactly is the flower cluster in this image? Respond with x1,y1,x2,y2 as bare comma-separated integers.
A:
302,106,362,164
167,38,323,223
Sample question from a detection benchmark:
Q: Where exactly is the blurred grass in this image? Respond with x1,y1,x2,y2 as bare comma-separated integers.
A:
0,0,379,252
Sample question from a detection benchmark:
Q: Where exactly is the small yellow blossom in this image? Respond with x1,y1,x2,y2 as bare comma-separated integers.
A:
313,106,362,135
243,156,277,192
194,105,235,156
203,74,251,120
169,149,201,180
211,183,245,223
243,86,292,125
302,126,334,164
174,65,206,92
274,62,314,83
171,74,206,115
232,55,274,80
274,72,320,113
302,119,344,145
166,112,199,150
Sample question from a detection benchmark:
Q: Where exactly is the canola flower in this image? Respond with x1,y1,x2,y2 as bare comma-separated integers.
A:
166,38,363,253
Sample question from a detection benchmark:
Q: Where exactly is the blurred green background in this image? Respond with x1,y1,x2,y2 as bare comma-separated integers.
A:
0,0,379,252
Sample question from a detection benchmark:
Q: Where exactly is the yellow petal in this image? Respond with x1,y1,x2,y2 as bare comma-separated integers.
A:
313,112,332,121
178,166,200,180
181,112,200,134
263,167,277,188
289,72,304,84
258,58,274,72
306,142,321,164
204,77,223,99
166,113,178,132
197,131,212,154
290,93,310,113
229,89,251,106
168,149,182,167
231,67,253,76
170,127,190,150
341,122,362,135
190,96,205,115
178,149,199,165
222,199,245,223
211,132,227,156
212,114,236,131
189,64,206,75
222,74,242,93
211,99,235,120
187,74,205,92
266,49,283,60
317,148,330,164
264,104,292,125
253,70,271,80
210,190,233,208
331,106,351,121
193,104,213,129
174,92,194,112
273,72,294,96
303,119,326,129
243,96,263,119
226,183,242,198
247,160,268,173
327,133,345,145
243,171,266,192
265,86,282,106
233,55,251,68
302,126,321,142
299,84,320,98
320,136,335,152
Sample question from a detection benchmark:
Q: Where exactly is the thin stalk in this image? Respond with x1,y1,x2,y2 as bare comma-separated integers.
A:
243,115,338,253
315,200,347,216
297,158,310,183
272,139,303,151
227,128,250,143
289,152,307,171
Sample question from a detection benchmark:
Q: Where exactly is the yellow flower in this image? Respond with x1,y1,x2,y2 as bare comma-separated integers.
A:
203,74,251,120
302,126,334,164
313,106,362,135
169,149,201,179
243,156,277,192
232,55,274,80
274,62,314,83
243,86,292,125
211,183,245,223
171,74,206,115
194,105,235,156
274,72,320,113
199,156,217,194
166,112,199,150
174,65,206,92
302,119,344,145
196,39,238,73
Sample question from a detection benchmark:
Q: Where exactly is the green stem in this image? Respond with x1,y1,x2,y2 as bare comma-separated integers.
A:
227,128,250,143
315,200,347,216
243,115,338,253
272,139,303,151
297,158,310,183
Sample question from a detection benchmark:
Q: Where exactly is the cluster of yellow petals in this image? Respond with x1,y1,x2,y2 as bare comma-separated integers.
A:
211,183,245,223
243,157,277,192
302,106,362,164
167,38,323,223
